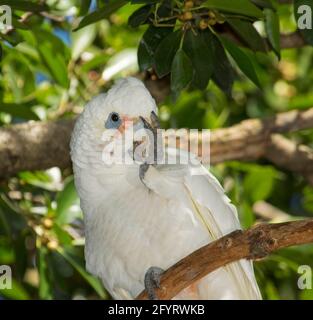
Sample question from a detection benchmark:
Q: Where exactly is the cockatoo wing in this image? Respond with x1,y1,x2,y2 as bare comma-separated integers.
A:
142,149,262,299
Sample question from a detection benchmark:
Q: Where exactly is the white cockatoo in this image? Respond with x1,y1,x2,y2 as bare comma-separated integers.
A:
70,77,262,300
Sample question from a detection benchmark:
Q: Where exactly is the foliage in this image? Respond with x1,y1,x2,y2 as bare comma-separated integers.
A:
0,0,313,300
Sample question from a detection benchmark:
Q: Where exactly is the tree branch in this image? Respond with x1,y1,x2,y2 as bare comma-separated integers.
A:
265,134,313,185
0,119,75,178
0,108,313,179
253,200,291,223
197,107,313,163
280,32,306,49
136,219,313,300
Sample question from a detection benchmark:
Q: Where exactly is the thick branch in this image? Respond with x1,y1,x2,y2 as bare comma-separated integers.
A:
0,108,313,178
280,32,306,49
265,134,313,185
0,119,75,177
253,201,291,223
136,219,313,300
199,107,313,163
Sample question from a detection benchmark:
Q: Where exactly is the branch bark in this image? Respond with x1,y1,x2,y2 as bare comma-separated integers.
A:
202,107,313,164
265,134,313,185
136,219,313,300
0,119,75,177
280,32,306,49
253,200,291,223
0,108,313,179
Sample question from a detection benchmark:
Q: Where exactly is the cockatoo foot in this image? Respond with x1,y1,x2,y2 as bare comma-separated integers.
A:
140,111,160,131
144,266,164,300
139,163,150,183
150,111,160,129
138,111,163,188
140,111,162,164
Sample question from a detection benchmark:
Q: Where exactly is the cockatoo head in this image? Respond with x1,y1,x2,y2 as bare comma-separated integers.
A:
70,77,158,170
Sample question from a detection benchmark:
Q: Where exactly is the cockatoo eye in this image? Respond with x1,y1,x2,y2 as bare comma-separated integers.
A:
105,112,121,129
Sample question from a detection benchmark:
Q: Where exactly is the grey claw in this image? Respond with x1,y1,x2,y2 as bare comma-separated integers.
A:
139,116,154,131
139,114,162,165
144,266,164,300
150,111,160,129
139,163,150,182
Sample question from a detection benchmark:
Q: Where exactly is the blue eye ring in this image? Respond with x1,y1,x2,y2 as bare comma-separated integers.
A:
105,112,121,129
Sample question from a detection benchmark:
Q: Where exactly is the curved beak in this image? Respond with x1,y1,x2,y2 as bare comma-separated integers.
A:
119,111,160,137
139,111,160,131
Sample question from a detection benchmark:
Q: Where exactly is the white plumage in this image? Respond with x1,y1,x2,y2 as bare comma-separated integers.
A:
70,77,262,300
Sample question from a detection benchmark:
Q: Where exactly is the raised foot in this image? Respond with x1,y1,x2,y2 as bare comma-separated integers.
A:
144,266,164,300
139,163,150,183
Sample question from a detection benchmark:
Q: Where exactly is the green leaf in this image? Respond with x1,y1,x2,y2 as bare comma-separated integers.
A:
0,195,26,236
220,36,261,87
303,186,313,213
299,288,313,300
71,24,97,60
183,30,214,90
251,0,275,10
38,247,52,299
128,5,152,28
171,48,193,97
18,171,57,191
52,224,73,245
227,18,266,52
12,17,30,30
0,279,29,300
34,30,70,88
75,0,128,30
154,30,182,78
294,0,313,46
56,177,81,225
137,26,173,71
211,36,235,96
58,248,107,298
204,0,264,18
79,0,92,16
239,201,255,229
0,0,48,12
131,0,159,3
0,241,14,264
244,167,276,202
0,102,39,120
81,55,110,72
0,30,24,46
137,39,152,71
263,281,281,300
265,9,281,58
